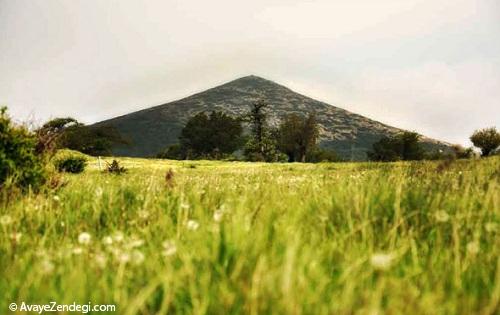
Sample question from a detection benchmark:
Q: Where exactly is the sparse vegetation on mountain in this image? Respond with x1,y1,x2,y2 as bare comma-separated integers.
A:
470,127,500,157
368,131,424,161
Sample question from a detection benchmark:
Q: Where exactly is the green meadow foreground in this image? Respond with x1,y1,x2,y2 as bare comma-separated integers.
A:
1,157,499,314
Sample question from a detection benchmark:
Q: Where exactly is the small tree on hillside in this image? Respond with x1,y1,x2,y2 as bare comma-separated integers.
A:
470,127,500,157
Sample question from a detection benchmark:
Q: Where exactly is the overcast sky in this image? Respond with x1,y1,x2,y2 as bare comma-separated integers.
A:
1,0,499,145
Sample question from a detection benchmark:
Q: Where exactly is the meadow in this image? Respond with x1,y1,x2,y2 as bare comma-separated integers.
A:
1,156,499,314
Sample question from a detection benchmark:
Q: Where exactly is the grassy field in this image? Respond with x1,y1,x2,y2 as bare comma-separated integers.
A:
1,156,499,314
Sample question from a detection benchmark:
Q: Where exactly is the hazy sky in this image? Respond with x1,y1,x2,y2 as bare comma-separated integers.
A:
1,0,499,145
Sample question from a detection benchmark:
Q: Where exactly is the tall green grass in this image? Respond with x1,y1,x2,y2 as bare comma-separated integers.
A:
1,157,499,314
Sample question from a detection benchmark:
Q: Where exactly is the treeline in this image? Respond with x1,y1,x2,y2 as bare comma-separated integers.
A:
157,100,339,162
367,127,500,162
36,118,128,156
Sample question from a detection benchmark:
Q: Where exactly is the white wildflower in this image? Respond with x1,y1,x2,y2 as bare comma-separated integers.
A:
180,202,190,209
78,232,92,245
370,253,395,271
40,259,55,274
186,220,199,231
466,241,480,255
94,253,107,268
102,236,113,246
113,231,124,243
131,250,145,265
95,187,103,197
53,195,60,202
162,240,177,257
435,210,450,223
127,238,144,249
213,210,224,222
0,215,13,226
118,252,130,263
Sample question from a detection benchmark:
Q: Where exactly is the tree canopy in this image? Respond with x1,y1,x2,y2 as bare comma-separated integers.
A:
277,113,319,162
470,127,500,157
368,131,424,162
179,111,243,159
38,118,127,156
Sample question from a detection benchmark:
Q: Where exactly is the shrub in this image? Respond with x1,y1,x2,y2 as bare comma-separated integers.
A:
55,156,87,173
0,107,47,192
306,148,340,163
106,160,127,174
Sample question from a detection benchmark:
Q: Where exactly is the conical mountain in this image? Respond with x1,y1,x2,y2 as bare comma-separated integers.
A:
94,75,449,159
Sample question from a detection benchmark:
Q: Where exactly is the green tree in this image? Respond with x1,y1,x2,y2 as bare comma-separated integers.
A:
278,113,319,162
470,127,500,157
40,118,128,156
243,100,282,162
179,111,243,159
368,131,424,162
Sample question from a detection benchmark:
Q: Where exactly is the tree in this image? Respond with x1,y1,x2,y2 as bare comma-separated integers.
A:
470,127,500,157
243,100,282,162
277,113,319,162
39,118,128,156
36,117,80,154
179,111,243,159
368,131,424,161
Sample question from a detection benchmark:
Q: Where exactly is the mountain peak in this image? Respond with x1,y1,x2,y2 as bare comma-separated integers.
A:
94,76,450,159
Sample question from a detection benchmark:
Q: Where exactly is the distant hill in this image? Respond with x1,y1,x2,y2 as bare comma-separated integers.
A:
93,75,450,160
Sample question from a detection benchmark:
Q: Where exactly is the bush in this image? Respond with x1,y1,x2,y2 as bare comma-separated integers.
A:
306,148,340,163
106,160,127,174
0,107,47,192
55,156,87,173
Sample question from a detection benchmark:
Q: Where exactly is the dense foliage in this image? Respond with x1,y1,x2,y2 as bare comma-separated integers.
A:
179,111,243,159
277,113,319,162
470,127,500,156
0,107,46,192
54,156,87,174
368,131,424,161
40,118,127,156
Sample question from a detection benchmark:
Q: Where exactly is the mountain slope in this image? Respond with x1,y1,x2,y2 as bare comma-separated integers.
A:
93,75,449,160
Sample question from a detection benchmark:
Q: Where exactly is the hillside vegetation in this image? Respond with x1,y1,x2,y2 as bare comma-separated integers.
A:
1,156,499,314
